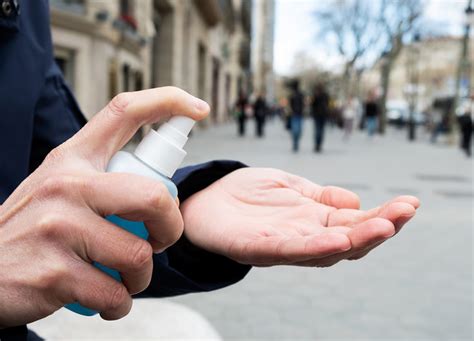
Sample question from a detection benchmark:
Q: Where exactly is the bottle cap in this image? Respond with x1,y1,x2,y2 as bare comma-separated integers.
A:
133,116,195,177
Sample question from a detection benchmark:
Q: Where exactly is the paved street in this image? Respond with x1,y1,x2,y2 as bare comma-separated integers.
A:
32,119,472,340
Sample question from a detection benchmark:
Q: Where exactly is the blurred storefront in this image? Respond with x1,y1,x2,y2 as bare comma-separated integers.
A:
50,0,252,124
363,36,474,112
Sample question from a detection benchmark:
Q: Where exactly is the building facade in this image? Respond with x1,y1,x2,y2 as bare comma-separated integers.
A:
50,0,154,119
151,0,252,124
362,36,474,111
251,0,275,103
50,0,252,124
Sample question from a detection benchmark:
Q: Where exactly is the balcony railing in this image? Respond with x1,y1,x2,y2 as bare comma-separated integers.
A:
218,0,234,32
50,0,86,15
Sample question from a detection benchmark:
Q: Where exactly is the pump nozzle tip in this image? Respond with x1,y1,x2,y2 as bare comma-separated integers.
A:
167,116,195,136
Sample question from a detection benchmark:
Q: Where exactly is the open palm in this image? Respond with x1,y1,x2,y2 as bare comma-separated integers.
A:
181,168,419,267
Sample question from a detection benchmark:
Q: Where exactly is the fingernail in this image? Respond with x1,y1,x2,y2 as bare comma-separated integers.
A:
384,228,396,238
194,97,210,113
342,244,352,251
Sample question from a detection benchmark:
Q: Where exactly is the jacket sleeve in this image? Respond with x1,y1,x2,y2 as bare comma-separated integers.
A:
139,160,252,298
29,60,87,172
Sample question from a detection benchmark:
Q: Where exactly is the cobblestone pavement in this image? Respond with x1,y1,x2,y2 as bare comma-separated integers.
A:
31,119,473,340
170,119,473,340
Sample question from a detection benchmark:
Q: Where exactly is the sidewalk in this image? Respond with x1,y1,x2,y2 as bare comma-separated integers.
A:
30,300,221,340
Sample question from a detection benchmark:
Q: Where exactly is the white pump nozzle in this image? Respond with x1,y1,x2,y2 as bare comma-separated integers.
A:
133,116,196,177
169,116,195,136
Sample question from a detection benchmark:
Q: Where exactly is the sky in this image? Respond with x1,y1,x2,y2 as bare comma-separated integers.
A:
274,0,469,76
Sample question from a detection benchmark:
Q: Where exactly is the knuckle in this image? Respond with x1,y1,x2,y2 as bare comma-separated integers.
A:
34,260,69,291
162,86,183,104
162,86,181,95
158,213,183,247
144,182,167,210
35,177,62,198
44,147,65,164
275,239,287,261
37,213,67,240
105,283,128,311
37,175,79,198
128,239,153,269
168,217,184,244
108,92,131,116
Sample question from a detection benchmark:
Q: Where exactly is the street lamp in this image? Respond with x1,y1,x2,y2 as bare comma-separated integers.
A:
463,2,473,97
379,50,391,133
449,0,473,141
404,33,421,141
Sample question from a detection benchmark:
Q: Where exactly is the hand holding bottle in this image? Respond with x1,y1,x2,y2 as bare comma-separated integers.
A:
0,87,209,327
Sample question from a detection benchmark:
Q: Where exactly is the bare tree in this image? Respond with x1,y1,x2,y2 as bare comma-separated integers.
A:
377,0,423,133
315,0,379,97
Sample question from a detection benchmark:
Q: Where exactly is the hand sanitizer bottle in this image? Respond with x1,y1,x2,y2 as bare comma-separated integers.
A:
66,116,196,316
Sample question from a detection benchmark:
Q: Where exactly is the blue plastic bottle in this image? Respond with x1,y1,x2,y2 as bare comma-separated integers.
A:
65,116,195,316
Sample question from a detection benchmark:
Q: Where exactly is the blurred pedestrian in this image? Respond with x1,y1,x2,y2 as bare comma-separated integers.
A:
289,80,305,152
253,92,267,138
364,92,379,137
235,90,248,136
430,107,445,143
343,95,358,140
279,97,291,130
458,104,473,157
311,84,330,152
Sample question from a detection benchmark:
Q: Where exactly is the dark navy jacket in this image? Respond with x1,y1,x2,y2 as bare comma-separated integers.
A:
0,1,249,339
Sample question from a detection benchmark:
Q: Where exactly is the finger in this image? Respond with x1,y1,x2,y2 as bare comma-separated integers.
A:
287,175,360,209
83,172,184,252
328,201,416,228
347,202,417,260
68,87,210,166
347,217,395,248
377,202,416,232
390,195,420,209
78,213,153,295
293,218,395,267
67,261,132,320
317,186,361,209
232,233,352,266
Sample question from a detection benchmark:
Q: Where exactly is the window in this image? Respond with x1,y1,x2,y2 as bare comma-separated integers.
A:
120,0,134,15
108,59,118,100
122,64,130,92
54,48,75,90
211,57,220,122
198,43,207,101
